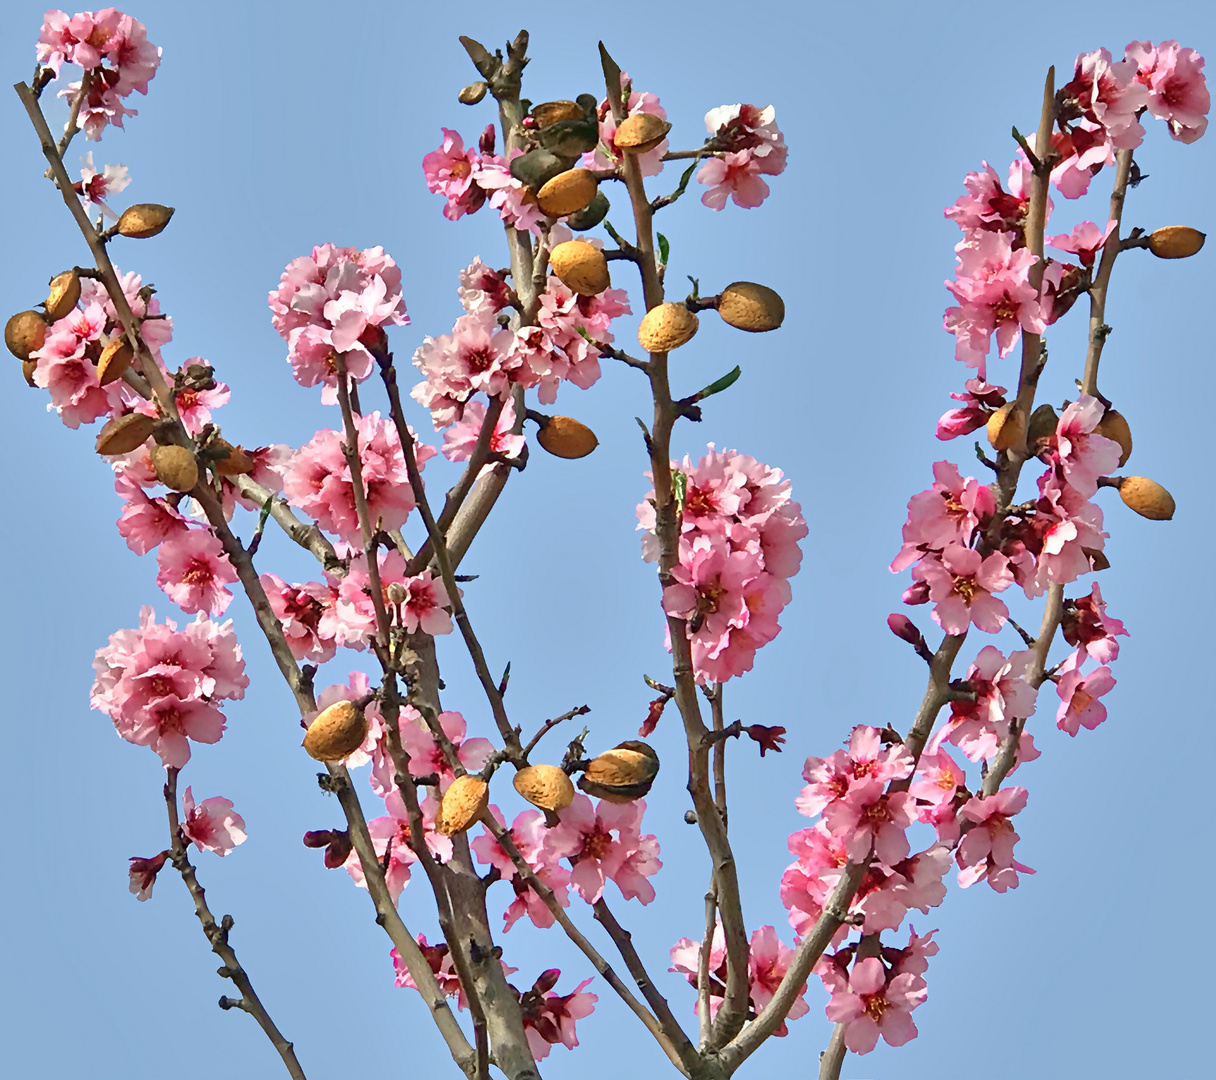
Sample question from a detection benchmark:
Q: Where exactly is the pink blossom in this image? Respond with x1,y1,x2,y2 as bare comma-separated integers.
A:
114,474,188,554
260,573,339,662
944,231,1047,373
422,128,487,219
909,747,965,809
268,244,407,400
391,932,516,1011
472,807,573,931
441,396,526,474
472,155,545,234
344,790,451,903
780,822,848,936
1055,654,1115,736
174,376,230,436
398,708,493,788
911,543,1013,634
155,529,239,616
1047,219,1117,270
518,973,598,1061
890,461,996,572
331,551,455,648
181,787,246,856
133,697,226,769
957,787,1034,891
891,847,952,914
1022,470,1107,596
1061,582,1128,664
945,160,1037,236
411,310,522,425
30,299,120,428
697,104,787,210
883,925,940,979
543,795,661,905
1054,395,1123,497
128,852,166,900
797,725,914,818
76,150,129,219
1061,49,1148,150
823,785,917,865
281,412,431,542
457,257,514,315
824,957,927,1054
936,377,1007,441
929,646,1038,763
1127,40,1210,144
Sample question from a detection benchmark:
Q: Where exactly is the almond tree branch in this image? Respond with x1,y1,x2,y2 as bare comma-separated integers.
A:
163,768,307,1080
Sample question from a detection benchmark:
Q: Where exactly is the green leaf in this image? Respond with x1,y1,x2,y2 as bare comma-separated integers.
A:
692,365,742,403
672,470,687,515
657,233,670,267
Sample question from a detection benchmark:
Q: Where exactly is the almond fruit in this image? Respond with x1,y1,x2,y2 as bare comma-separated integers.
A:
95,412,157,455
638,303,698,353
549,239,610,296
538,169,599,218
1118,476,1175,520
437,775,489,836
717,282,785,332
513,764,575,812
536,415,598,459
5,310,48,361
150,444,199,492
45,270,81,321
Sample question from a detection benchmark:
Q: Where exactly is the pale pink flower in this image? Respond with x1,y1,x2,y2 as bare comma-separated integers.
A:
912,543,1013,634
796,725,914,819
398,708,494,787
890,461,996,571
945,161,1033,235
472,807,573,931
1054,395,1123,497
929,646,1037,763
891,847,952,914
543,795,661,905
457,257,514,315
697,104,787,209
155,529,238,616
344,790,451,903
260,573,339,662
114,474,188,554
472,154,545,234
824,957,927,1054
173,375,230,436
957,787,1034,891
77,150,130,219
746,925,809,1035
883,925,940,978
1061,48,1148,150
1055,654,1115,736
909,747,965,809
422,128,487,220
1061,582,1128,664
1127,40,1210,144
1024,470,1107,596
181,787,247,856
823,785,917,865
133,697,226,769
441,396,526,474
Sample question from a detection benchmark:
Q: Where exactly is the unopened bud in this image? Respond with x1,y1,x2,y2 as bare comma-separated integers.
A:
887,613,923,647
459,81,488,105
986,400,1027,452
902,580,930,606
45,269,81,321
1147,226,1205,259
116,203,175,239
1118,476,1175,520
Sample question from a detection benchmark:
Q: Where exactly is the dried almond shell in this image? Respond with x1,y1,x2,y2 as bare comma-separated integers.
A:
212,438,256,476
303,700,369,762
151,444,199,492
437,775,489,836
117,203,175,239
5,310,48,361
1147,226,1205,259
513,764,575,812
717,282,785,332
97,337,134,386
95,412,157,455
1119,476,1175,520
614,113,671,152
45,270,81,321
1095,409,1132,467
538,170,599,218
536,415,598,459
638,303,698,353
986,401,1026,452
549,240,609,296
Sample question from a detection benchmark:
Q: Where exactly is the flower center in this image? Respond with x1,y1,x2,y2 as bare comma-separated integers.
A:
181,559,213,586
862,992,890,1022
582,827,613,861
952,574,979,603
991,295,1018,322
464,346,497,373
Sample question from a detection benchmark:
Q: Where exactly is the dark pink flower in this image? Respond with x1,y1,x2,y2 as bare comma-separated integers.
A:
127,852,167,901
181,786,246,856
1061,582,1128,664
543,795,661,905
824,956,927,1054
422,128,487,220
890,461,996,572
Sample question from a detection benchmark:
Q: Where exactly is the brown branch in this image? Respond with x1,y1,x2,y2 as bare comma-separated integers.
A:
232,475,343,574
1082,148,1135,398
163,768,307,1080
521,705,591,761
696,882,717,1050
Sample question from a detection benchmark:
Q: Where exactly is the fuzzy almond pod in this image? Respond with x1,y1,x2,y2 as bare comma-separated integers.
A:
567,189,610,231
536,415,598,459
717,282,785,332
513,764,576,812
210,438,255,477
45,270,81,321
5,310,48,361
538,169,600,218
638,303,699,353
549,239,610,295
21,359,38,387
578,740,659,804
1147,226,1206,259
151,444,199,492
1026,403,1059,452
116,203,175,239
96,337,134,386
614,112,671,152
1086,547,1111,572
510,148,569,190
1095,409,1132,467
987,400,1027,452
302,701,369,762
437,775,489,836
1118,476,1175,520
459,81,488,105
95,412,157,455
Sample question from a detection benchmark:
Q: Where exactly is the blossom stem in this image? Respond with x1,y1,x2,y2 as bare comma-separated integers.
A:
163,768,307,1080
1082,148,1136,397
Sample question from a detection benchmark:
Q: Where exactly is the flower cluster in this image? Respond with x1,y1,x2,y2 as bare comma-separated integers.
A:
91,606,248,768
412,251,630,425
669,923,809,1036
37,8,160,140
422,125,541,233
639,446,807,683
268,244,408,401
280,412,433,543
697,104,788,210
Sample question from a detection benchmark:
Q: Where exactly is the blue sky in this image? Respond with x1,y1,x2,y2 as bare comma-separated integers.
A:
1,2,1212,1078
